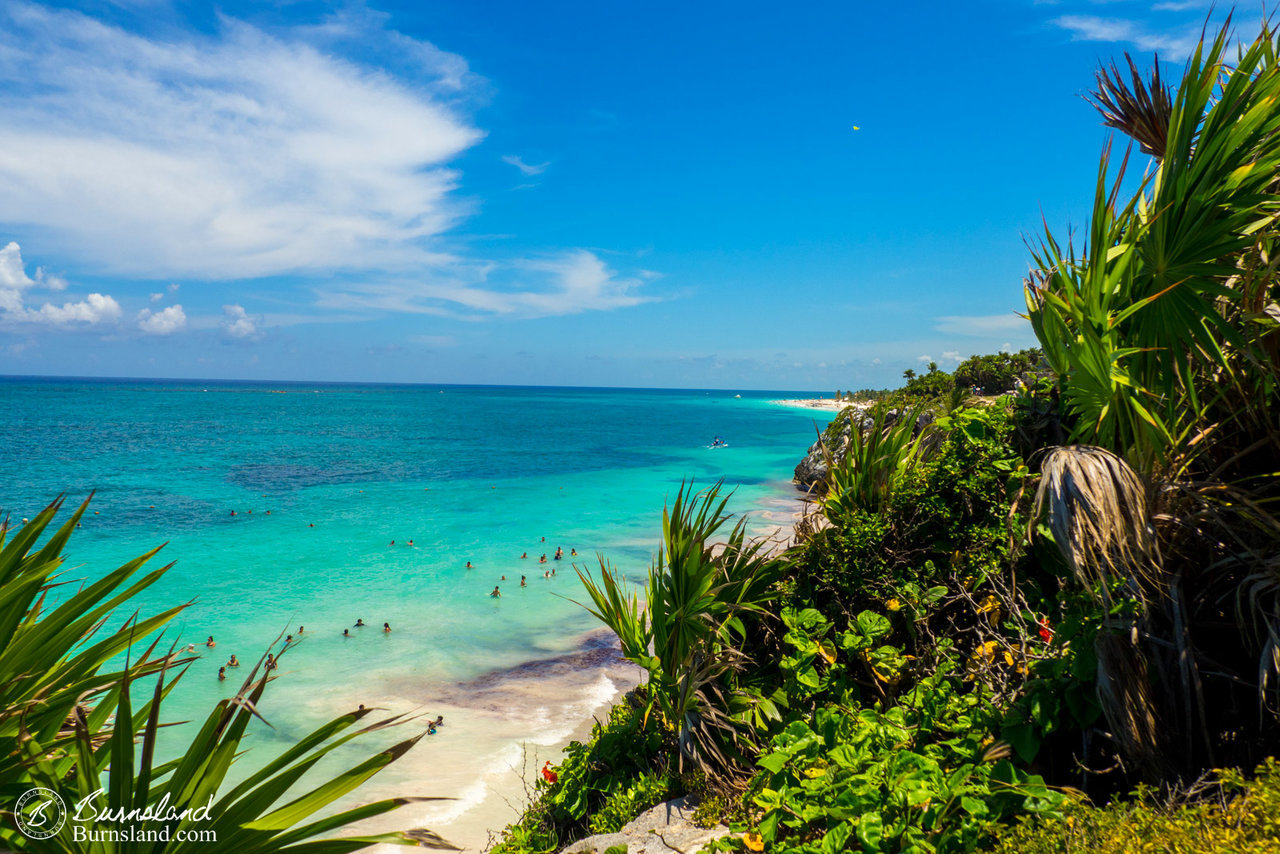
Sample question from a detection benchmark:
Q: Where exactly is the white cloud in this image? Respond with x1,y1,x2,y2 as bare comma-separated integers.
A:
137,304,187,334
28,292,121,325
933,313,1030,336
871,357,882,365
1,240,64,290
501,154,550,176
0,3,483,280
150,292,164,302
0,242,34,289
942,350,963,363
917,354,934,364
1051,14,1200,58
1001,342,1012,352
221,304,260,339
0,241,120,326
317,249,654,319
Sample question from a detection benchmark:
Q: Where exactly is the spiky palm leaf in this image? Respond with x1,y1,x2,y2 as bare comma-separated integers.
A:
575,482,782,776
0,497,189,787
1088,52,1173,159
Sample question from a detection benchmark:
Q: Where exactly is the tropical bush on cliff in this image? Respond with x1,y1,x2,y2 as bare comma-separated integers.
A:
0,497,442,853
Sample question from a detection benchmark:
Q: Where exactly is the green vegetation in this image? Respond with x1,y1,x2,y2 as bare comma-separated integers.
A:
0,497,438,852
989,760,1280,853
494,17,1280,854
833,350,1044,406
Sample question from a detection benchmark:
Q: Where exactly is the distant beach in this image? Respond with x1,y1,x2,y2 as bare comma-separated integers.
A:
771,397,863,412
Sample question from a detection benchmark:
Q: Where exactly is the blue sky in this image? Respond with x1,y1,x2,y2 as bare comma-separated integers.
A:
0,0,1240,389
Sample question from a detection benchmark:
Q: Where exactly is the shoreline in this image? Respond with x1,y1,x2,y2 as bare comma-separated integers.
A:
771,397,865,412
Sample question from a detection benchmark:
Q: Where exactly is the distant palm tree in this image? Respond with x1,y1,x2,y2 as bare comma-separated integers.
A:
903,369,916,381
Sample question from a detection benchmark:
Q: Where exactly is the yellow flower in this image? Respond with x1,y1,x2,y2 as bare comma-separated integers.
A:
886,598,902,612
744,831,765,851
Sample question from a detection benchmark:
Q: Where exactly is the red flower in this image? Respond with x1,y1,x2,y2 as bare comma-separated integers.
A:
1037,617,1054,643
541,761,558,784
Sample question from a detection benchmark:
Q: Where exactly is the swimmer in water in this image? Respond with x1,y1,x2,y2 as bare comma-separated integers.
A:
520,552,527,559
343,629,350,638
389,540,395,546
184,644,196,653
298,625,304,634
501,575,507,581
539,554,547,563
230,510,236,516
570,548,577,556
466,561,474,569
266,654,277,671
218,667,226,681
544,570,551,578
407,539,414,546
227,655,240,667
355,619,366,627
285,635,293,645
490,586,501,598
383,622,391,633
309,523,314,527
206,635,216,647
521,575,527,587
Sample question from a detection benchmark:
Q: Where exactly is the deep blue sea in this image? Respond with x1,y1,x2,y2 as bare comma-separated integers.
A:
0,377,835,846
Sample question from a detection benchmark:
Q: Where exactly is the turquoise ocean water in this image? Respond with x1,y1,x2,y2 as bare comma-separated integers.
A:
0,378,836,847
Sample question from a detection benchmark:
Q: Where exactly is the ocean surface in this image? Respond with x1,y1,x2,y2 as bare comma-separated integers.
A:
0,378,836,848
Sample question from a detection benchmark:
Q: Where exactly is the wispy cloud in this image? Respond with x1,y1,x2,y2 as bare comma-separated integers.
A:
501,154,550,176
1152,1,1206,11
1051,13,1201,58
933,313,1030,336
316,249,655,319
0,2,483,280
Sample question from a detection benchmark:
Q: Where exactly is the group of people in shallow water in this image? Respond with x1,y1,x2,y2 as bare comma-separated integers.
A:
210,624,447,734
489,539,578,598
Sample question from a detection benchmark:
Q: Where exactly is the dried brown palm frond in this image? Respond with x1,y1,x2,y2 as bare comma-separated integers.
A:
1033,445,1159,602
1087,52,1173,159
1095,631,1165,781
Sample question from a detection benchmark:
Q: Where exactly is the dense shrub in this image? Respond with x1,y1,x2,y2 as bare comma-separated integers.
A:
953,350,1045,394
987,759,1280,853
489,692,678,854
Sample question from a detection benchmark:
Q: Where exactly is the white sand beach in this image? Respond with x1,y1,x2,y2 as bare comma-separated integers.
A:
771,398,864,412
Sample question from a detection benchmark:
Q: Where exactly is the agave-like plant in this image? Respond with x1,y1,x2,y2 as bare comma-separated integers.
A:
0,500,451,852
1027,19,1280,469
575,483,782,776
819,405,937,522
13,650,453,853
0,497,189,788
